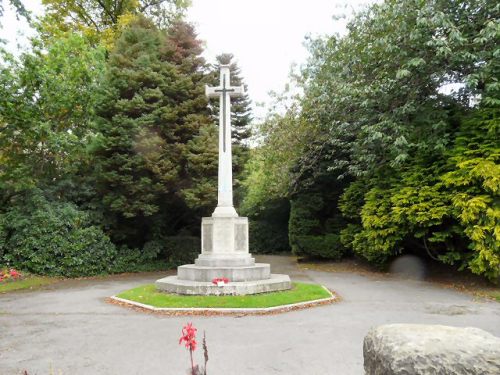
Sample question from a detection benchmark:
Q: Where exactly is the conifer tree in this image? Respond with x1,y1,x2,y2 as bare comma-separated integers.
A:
168,20,219,216
93,16,213,244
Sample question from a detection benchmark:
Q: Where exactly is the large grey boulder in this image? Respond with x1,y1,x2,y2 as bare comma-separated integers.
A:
363,324,500,375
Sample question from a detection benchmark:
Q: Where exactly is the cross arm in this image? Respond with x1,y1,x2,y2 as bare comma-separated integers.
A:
205,85,219,98
229,85,245,98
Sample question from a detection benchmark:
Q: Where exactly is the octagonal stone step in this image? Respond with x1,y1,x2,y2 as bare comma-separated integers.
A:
177,263,271,282
156,274,292,295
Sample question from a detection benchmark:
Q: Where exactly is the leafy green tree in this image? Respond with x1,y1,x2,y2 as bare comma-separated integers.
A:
243,0,500,279
308,0,499,278
0,0,30,26
40,0,190,47
241,101,310,214
0,33,105,202
240,97,323,256
301,0,498,177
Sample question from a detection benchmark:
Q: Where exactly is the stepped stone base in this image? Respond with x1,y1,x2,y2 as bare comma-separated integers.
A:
156,274,292,296
178,263,270,282
195,253,255,267
155,214,292,296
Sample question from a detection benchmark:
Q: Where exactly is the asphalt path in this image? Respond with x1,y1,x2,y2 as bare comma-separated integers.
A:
1,255,499,375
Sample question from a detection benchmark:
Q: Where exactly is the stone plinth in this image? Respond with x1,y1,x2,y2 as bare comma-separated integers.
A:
156,274,291,296
200,216,249,263
178,263,270,282
195,253,255,267
155,214,292,295
363,324,500,375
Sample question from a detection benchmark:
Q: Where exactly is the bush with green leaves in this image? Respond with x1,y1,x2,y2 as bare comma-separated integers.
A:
0,192,117,277
162,236,200,266
338,110,499,280
289,193,346,260
441,109,499,280
292,234,344,260
249,219,290,254
245,199,291,254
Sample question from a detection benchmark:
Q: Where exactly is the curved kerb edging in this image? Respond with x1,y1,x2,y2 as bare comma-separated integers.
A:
109,286,337,316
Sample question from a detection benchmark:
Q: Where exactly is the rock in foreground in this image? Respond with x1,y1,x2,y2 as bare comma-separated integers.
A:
363,324,500,375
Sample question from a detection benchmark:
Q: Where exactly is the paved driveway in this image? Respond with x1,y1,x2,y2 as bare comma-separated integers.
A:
1,256,499,375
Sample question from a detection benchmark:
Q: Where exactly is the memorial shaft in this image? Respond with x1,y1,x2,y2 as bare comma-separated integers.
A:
205,65,244,217
216,67,234,211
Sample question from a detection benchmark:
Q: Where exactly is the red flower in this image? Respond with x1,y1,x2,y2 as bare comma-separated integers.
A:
9,269,21,278
179,322,197,352
212,277,230,285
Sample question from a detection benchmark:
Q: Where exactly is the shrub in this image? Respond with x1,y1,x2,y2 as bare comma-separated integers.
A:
163,236,200,266
292,234,344,260
289,194,323,239
289,193,347,259
249,220,290,254
110,243,164,273
0,193,118,277
243,198,291,254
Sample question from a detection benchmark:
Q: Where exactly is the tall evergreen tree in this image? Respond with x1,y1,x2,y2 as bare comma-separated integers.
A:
93,16,212,245
168,20,219,217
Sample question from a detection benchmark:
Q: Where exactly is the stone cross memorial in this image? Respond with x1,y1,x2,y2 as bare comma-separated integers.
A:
156,65,291,295
206,65,243,217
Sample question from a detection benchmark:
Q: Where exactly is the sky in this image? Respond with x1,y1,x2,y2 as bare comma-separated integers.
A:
0,0,375,120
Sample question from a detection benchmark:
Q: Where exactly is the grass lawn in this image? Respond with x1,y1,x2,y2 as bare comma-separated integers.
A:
116,282,332,308
0,276,60,293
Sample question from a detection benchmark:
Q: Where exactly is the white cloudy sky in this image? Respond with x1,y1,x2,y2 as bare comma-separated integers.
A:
1,0,375,120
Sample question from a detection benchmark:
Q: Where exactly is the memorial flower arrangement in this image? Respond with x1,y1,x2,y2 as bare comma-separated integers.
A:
0,268,22,283
211,277,229,286
179,323,208,375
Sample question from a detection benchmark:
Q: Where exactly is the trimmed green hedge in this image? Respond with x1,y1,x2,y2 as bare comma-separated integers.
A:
249,219,290,253
292,234,344,260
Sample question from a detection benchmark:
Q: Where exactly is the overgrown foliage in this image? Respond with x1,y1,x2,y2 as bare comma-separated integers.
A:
0,191,117,276
244,0,499,280
40,0,190,48
0,33,105,196
0,2,251,276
